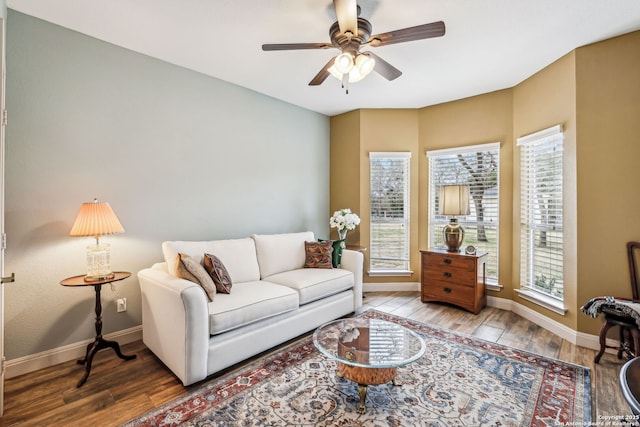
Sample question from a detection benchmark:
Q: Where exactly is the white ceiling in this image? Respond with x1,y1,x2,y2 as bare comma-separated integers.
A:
7,0,640,116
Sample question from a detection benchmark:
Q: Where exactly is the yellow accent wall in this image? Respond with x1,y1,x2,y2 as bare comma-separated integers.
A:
512,51,578,329
330,30,640,335
330,110,361,242
575,31,640,335
419,90,514,297
331,109,420,281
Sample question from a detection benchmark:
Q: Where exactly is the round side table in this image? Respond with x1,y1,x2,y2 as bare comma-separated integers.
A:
60,271,136,387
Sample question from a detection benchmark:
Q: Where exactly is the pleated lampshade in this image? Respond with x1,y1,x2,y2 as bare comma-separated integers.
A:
70,199,124,238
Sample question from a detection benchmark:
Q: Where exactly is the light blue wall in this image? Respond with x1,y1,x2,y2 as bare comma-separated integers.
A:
5,11,330,359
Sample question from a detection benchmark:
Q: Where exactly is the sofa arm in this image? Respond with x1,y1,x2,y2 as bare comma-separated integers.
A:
339,249,364,310
138,263,210,385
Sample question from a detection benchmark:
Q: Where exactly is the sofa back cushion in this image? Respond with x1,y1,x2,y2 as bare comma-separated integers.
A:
162,238,260,284
251,231,315,278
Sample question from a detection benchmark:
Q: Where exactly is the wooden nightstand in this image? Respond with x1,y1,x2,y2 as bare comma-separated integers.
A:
420,249,488,314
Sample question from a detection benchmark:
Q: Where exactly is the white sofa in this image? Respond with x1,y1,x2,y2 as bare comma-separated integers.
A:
138,231,363,386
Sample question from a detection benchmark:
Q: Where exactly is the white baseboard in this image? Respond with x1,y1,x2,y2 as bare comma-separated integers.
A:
486,296,613,352
5,326,142,379
486,295,513,311
363,282,420,292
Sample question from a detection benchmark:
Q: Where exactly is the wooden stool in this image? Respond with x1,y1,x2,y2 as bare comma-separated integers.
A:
594,311,639,363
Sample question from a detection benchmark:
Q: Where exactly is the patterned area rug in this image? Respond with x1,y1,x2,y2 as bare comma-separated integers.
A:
123,310,591,426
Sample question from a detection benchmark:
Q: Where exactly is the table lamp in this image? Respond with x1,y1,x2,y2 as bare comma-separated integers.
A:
438,185,470,252
70,199,125,281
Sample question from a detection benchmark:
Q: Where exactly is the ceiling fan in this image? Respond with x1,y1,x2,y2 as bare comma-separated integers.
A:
262,0,445,92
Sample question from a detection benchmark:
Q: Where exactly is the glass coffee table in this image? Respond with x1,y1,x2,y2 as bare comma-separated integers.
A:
313,317,426,414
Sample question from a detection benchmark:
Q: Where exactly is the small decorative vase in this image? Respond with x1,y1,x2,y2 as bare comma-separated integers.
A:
338,228,347,241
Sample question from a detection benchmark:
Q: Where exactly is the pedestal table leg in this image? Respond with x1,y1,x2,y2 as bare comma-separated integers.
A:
76,283,136,387
357,384,368,414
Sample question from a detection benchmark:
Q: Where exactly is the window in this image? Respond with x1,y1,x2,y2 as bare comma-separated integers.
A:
518,125,564,300
427,143,500,284
369,152,411,274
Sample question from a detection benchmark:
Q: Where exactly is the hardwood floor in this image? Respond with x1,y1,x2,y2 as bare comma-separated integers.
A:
0,291,632,426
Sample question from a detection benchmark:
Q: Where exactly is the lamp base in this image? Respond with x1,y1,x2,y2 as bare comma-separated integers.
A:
85,244,113,281
442,218,465,252
84,272,115,282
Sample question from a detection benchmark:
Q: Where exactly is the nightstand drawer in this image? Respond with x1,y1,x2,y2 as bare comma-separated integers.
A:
423,252,475,271
424,266,476,286
423,282,475,303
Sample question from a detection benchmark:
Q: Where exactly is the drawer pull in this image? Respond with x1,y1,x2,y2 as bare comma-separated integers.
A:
444,287,452,293
443,272,452,278
444,259,452,264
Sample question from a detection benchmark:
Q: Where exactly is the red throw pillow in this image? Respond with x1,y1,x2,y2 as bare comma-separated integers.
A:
304,241,333,269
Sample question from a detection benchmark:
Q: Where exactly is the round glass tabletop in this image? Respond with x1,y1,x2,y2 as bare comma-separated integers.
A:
313,317,426,369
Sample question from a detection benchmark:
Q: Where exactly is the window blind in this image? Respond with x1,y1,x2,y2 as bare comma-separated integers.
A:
517,125,564,299
369,152,411,272
427,143,500,282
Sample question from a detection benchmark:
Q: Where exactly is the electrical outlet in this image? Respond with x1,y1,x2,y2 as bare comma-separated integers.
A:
117,298,127,313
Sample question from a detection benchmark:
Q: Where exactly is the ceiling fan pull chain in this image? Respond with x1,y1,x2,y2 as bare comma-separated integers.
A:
341,73,349,94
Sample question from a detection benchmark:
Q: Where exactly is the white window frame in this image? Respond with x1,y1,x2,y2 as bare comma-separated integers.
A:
369,152,411,276
515,124,567,314
426,143,501,289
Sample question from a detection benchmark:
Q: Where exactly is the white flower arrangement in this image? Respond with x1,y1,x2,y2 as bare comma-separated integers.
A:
329,208,361,233
339,325,361,343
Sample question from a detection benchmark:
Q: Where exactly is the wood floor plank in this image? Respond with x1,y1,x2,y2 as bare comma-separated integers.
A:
558,339,596,370
592,352,630,418
483,308,520,330
75,393,155,427
0,291,631,425
407,302,447,324
472,324,505,342
7,390,116,427
148,384,191,409
526,326,563,358
498,313,540,348
385,296,425,318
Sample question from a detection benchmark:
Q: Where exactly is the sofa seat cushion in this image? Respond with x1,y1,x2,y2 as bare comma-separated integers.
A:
208,281,299,335
264,268,353,305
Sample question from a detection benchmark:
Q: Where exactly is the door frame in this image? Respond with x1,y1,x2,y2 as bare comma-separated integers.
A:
0,15,7,417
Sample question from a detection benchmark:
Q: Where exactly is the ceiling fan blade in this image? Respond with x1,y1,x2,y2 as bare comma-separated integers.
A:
309,57,337,86
368,21,445,47
365,51,402,81
262,43,333,51
333,0,358,35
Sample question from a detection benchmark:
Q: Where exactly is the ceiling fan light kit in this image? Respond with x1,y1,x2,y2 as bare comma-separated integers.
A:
328,52,375,85
334,52,354,74
356,54,375,75
261,0,445,93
